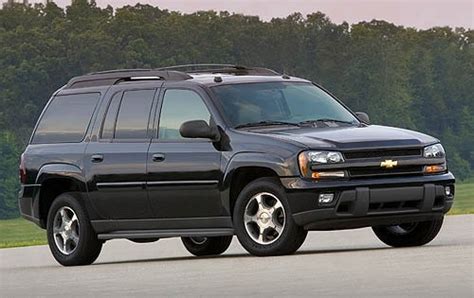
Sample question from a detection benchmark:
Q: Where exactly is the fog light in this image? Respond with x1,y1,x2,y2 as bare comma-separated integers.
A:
318,193,334,204
445,186,451,196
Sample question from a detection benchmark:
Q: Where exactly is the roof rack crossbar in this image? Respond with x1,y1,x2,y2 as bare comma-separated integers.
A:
156,64,280,76
89,69,153,75
156,64,237,71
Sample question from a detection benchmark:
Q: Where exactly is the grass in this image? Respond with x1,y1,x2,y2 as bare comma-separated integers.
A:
0,217,46,248
449,181,474,215
0,182,472,248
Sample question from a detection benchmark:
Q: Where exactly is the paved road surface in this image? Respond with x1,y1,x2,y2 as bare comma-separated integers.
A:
1,215,473,297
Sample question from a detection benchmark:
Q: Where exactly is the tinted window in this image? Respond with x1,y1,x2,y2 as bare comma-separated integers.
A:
114,89,155,139
158,89,211,140
100,92,122,139
32,93,100,144
212,82,358,127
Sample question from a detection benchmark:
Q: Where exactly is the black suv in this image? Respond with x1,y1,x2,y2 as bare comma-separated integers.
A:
19,65,455,266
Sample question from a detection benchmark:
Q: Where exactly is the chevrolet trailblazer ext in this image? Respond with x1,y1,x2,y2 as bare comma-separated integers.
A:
19,65,455,266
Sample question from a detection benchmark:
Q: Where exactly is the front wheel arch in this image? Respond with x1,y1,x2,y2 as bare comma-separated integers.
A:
227,166,280,218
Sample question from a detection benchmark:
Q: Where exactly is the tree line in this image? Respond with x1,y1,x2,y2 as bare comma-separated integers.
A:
0,0,472,218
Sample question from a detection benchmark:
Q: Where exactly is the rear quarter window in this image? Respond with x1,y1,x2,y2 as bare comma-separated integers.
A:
31,93,100,144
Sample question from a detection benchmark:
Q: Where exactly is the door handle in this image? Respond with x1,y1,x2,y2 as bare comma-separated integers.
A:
91,154,104,163
152,153,165,162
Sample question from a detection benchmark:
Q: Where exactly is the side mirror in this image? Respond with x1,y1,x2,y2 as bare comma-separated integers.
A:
180,120,220,141
355,112,370,124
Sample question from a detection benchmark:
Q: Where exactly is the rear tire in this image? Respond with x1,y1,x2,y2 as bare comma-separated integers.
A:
233,177,307,256
46,193,102,266
372,217,444,247
181,236,233,256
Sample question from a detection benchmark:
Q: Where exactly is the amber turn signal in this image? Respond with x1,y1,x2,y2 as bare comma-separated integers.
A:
298,152,310,177
311,171,346,179
423,164,446,174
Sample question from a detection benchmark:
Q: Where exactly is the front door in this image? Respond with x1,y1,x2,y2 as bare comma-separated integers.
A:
147,88,224,222
85,87,157,219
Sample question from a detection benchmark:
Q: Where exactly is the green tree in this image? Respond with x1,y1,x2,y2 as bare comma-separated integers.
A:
0,2,473,217
0,131,21,218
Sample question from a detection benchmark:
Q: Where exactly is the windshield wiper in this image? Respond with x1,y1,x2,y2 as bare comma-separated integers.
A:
299,118,356,126
235,120,300,129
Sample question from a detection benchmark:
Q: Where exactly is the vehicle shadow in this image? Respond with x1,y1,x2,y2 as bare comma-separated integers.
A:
94,245,392,266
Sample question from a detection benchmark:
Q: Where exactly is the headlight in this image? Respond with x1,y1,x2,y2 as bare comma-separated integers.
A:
306,151,344,164
424,144,445,158
298,151,346,179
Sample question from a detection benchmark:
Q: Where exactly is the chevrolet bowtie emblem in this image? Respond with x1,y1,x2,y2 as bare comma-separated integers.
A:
380,160,398,169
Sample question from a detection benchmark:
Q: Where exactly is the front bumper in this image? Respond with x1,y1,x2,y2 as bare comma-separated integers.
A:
281,172,455,230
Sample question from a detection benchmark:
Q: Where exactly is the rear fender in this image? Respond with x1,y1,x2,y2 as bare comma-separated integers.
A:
33,164,91,227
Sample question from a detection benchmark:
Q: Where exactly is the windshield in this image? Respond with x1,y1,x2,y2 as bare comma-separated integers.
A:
211,82,359,128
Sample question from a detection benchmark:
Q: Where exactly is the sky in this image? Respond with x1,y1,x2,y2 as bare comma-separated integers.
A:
28,0,473,29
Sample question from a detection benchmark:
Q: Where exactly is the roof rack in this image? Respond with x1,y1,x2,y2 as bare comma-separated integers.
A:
65,69,192,89
65,64,280,89
156,64,280,76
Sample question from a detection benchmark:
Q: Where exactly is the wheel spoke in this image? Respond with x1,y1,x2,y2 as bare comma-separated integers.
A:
70,214,78,225
272,223,283,234
62,239,68,253
53,226,61,234
71,233,79,245
60,209,67,223
244,213,258,224
272,201,283,212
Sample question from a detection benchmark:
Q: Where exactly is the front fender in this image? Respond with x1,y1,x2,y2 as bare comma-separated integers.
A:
218,152,298,215
222,151,296,189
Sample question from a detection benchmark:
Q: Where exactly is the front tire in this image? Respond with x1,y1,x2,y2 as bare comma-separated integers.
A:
181,236,233,256
372,217,444,247
233,177,307,256
47,193,102,266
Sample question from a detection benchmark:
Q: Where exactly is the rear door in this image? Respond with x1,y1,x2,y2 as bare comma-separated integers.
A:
84,85,159,219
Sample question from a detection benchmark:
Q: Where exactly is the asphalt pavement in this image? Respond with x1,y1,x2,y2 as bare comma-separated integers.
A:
1,215,473,297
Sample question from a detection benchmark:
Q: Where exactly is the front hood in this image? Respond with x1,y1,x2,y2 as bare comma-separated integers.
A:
252,125,438,150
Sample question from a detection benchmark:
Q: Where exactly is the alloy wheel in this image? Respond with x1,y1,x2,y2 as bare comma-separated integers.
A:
243,192,286,245
53,206,80,255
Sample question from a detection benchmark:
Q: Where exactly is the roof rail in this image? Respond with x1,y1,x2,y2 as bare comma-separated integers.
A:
156,64,280,76
65,69,192,89
65,65,280,89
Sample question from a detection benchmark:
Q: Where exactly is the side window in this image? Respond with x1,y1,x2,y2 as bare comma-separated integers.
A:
100,92,122,139
32,93,100,144
114,89,155,140
158,89,211,140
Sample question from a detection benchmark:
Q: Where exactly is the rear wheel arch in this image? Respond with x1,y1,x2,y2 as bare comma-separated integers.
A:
36,164,89,228
38,177,87,228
